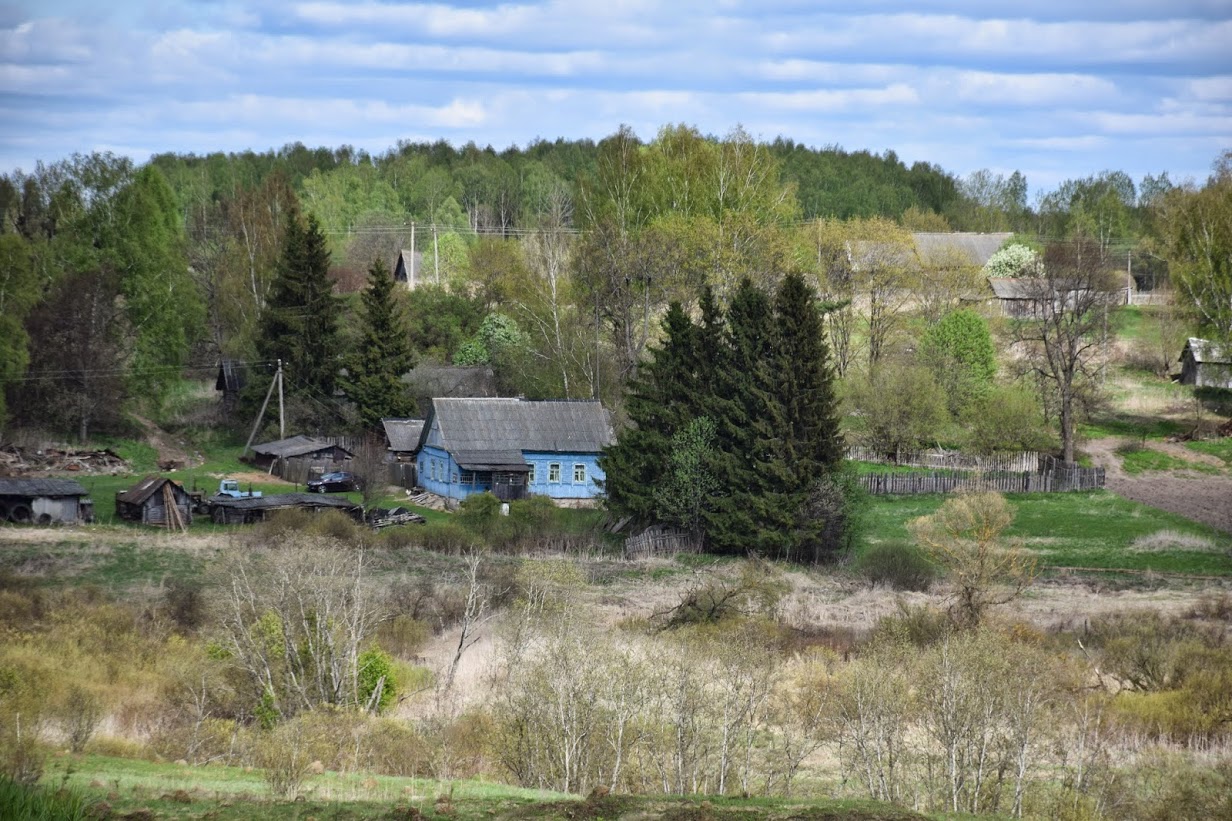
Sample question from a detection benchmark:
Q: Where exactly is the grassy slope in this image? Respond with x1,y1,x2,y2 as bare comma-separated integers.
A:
37,754,934,821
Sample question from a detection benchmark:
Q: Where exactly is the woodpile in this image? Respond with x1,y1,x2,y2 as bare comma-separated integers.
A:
0,445,128,475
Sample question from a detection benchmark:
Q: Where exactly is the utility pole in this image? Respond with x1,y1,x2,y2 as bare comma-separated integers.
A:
243,360,282,457
433,224,440,284
409,221,416,290
277,358,285,440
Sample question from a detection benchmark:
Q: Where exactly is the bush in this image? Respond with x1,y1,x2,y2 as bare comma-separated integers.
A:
869,601,954,648
963,384,1055,454
357,647,397,713
0,777,90,821
417,521,478,553
854,541,937,591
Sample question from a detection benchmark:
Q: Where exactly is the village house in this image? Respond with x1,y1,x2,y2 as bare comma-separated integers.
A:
416,398,613,505
382,418,425,462
249,435,352,471
1179,338,1232,389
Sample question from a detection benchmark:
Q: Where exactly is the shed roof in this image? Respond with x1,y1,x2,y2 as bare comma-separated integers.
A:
210,493,361,512
914,232,1012,267
988,277,1038,299
1183,337,1232,365
0,478,88,497
116,475,188,505
383,418,425,452
427,398,613,464
251,435,349,459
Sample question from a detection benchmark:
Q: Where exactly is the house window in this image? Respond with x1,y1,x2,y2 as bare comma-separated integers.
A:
573,463,586,483
451,471,458,484
548,463,561,483
461,470,476,485
527,463,536,484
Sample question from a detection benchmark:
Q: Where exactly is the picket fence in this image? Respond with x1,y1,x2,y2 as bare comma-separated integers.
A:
624,526,701,560
859,464,1105,495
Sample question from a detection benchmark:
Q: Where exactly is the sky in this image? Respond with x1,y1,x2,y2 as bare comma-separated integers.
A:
2,0,1231,198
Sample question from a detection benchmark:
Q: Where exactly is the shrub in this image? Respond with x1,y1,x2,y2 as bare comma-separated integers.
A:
357,647,397,713
854,541,937,591
963,384,1055,454
869,601,954,648
308,509,364,544
0,777,90,821
417,521,478,554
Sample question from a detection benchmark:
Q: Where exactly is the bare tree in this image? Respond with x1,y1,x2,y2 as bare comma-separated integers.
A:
1010,237,1120,463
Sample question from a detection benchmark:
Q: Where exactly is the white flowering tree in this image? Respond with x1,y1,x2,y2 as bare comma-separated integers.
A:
984,243,1043,278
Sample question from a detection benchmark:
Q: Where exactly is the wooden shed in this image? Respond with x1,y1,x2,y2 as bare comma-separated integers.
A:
249,435,352,470
1180,338,1232,388
0,478,93,524
207,493,363,525
115,475,193,529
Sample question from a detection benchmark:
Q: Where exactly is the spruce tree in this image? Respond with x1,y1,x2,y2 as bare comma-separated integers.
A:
257,213,340,400
601,301,699,524
342,259,416,431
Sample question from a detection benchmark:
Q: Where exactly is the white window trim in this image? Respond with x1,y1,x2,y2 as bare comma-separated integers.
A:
548,462,561,483
573,463,586,484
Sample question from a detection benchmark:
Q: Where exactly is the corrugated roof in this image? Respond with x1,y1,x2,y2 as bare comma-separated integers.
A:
0,478,88,497
430,398,613,456
988,277,1038,299
116,475,187,505
383,419,425,452
252,435,347,458
210,493,361,511
1184,338,1232,364
914,232,1012,267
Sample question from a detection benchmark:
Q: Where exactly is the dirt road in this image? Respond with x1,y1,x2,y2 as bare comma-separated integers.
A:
1085,437,1232,533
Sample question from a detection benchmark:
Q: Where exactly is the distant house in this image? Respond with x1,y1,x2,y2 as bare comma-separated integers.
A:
416,398,614,504
249,435,352,471
0,478,92,524
215,359,247,414
115,475,193,528
913,232,1012,268
393,249,424,288
1180,338,1232,388
382,418,425,462
988,277,1040,318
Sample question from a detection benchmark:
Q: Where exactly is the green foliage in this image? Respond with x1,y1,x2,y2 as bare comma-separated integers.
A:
0,234,38,427
404,284,484,363
256,212,341,401
0,778,90,821
655,416,718,536
357,647,397,713
341,259,416,431
453,311,528,366
920,308,996,415
854,541,937,591
963,384,1056,454
845,361,950,459
983,242,1042,278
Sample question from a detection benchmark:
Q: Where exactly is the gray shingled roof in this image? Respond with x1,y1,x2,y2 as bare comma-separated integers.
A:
210,493,361,512
252,435,347,459
914,232,1012,267
1184,338,1231,364
429,398,613,467
0,478,88,497
116,475,187,505
383,419,425,452
988,277,1038,299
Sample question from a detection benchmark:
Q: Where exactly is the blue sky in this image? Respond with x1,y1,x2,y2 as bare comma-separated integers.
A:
2,0,1230,198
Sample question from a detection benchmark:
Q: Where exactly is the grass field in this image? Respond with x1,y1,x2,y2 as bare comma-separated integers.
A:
25,754,934,821
855,490,1232,575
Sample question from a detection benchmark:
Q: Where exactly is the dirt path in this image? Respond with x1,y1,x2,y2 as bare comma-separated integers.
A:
1086,437,1232,533
130,414,201,470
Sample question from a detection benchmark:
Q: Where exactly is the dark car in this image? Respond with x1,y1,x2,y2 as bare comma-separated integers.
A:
307,471,358,493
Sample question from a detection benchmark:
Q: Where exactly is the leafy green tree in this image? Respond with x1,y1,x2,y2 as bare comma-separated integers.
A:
257,212,340,400
655,416,719,541
341,260,415,431
920,308,997,416
0,234,39,428
847,361,950,460
1163,152,1232,343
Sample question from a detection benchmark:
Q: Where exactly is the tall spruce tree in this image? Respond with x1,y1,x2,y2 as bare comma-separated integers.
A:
257,213,340,400
601,301,699,524
342,259,416,431
703,278,794,557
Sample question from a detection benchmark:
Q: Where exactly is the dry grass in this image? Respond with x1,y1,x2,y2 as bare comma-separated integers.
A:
1129,529,1221,553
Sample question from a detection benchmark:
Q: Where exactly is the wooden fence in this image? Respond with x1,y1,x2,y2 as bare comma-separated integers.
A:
624,526,701,560
846,446,1043,473
859,466,1104,495
274,456,418,490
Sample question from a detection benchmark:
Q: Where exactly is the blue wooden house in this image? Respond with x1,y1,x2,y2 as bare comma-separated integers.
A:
416,398,613,503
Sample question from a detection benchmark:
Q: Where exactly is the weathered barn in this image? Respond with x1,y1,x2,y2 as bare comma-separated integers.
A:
382,418,425,462
417,398,613,504
249,435,352,470
1180,338,1232,388
0,478,93,524
115,475,193,528
988,277,1040,317
207,493,363,525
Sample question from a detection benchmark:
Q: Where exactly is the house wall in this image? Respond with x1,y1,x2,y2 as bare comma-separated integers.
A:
0,494,82,524
418,445,466,500
524,452,605,499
